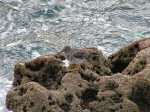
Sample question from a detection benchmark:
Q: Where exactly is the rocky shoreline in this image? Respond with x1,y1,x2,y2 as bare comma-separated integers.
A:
6,38,150,112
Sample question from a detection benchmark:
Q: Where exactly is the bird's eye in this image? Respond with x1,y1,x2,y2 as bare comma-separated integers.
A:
92,56,97,61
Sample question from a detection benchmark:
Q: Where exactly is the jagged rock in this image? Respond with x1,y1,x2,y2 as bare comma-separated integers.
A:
13,55,67,89
95,73,150,112
108,38,149,79
6,82,50,112
109,38,150,73
122,47,150,79
130,79,150,112
6,39,150,112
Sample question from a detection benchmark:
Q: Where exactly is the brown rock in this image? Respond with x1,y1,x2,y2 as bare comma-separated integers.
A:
6,82,50,112
96,73,150,112
61,46,112,76
109,38,150,73
13,55,66,89
6,40,150,112
122,47,150,79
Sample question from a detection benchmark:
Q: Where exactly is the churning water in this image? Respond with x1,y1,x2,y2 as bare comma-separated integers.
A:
0,0,150,111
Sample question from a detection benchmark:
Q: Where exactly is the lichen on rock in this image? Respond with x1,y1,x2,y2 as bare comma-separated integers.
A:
6,38,150,112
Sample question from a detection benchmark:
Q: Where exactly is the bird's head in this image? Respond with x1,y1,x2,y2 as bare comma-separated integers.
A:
62,46,72,53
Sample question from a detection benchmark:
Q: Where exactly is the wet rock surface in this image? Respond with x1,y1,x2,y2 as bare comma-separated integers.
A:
6,38,150,112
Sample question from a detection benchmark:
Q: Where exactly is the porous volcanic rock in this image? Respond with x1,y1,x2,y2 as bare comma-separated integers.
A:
6,38,150,112
109,38,150,73
13,55,67,89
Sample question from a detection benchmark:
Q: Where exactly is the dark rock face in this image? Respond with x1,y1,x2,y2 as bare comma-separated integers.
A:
109,38,150,73
6,38,150,112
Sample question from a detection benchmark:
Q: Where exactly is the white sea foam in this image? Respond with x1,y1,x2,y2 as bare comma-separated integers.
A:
42,24,49,31
0,78,12,112
16,28,27,33
97,46,108,57
31,51,41,59
6,40,22,47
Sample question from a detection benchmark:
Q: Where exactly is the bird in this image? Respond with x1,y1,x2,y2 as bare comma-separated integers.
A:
61,46,88,65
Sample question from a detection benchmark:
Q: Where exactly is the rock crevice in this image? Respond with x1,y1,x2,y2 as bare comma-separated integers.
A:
6,38,150,112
